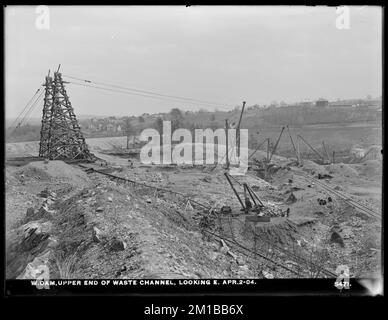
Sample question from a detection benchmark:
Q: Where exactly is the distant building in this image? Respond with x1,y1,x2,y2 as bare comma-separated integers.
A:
315,98,329,107
298,101,314,107
329,102,354,108
366,99,381,109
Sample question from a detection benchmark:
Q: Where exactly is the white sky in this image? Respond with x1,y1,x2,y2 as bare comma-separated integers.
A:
5,5,382,118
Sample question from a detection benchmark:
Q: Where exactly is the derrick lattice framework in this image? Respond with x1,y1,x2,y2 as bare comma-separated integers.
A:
39,71,94,161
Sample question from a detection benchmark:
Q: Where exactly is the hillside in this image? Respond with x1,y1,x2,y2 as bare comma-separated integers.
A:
5,139,382,280
6,103,382,144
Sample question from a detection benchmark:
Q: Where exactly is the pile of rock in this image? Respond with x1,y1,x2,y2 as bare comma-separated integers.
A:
38,188,57,200
92,226,127,252
261,201,284,217
9,199,58,279
146,172,163,183
285,192,297,204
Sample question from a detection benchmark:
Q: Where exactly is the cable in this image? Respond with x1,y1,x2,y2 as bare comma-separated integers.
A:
202,229,301,276
249,138,269,159
67,80,231,110
84,163,331,277
9,90,45,137
63,74,233,109
63,74,232,107
231,215,337,277
19,90,45,126
9,87,42,129
68,82,233,107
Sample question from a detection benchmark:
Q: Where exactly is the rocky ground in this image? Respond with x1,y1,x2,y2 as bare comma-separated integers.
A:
5,143,382,280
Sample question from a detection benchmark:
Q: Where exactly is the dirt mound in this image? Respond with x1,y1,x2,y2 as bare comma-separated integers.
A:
85,136,127,151
325,163,359,178
6,167,19,185
355,159,382,177
301,160,328,176
350,145,381,161
363,147,382,161
242,218,299,245
15,161,90,186
5,137,128,158
249,150,287,163
6,141,40,157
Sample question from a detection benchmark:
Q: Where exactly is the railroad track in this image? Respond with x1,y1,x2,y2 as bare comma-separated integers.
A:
78,163,210,210
79,163,337,278
224,215,337,278
202,228,301,276
293,171,381,220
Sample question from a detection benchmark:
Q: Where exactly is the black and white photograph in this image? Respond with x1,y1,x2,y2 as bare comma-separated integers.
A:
3,5,383,297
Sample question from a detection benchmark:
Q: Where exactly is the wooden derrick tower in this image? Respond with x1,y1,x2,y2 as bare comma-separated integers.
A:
38,72,54,157
39,67,95,161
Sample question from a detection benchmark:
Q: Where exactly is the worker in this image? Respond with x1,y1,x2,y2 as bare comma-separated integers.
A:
254,204,262,214
245,197,253,213
286,208,290,218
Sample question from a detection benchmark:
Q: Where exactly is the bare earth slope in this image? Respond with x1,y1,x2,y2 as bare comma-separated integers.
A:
6,140,382,279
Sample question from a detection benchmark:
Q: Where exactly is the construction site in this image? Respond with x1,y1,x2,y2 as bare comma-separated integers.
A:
5,66,383,281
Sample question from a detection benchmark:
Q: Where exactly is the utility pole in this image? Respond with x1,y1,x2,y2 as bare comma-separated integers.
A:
322,141,330,163
297,134,325,162
224,172,245,210
268,126,285,163
266,138,270,162
126,131,130,149
248,137,268,160
225,119,230,169
297,136,302,166
236,101,246,157
287,126,299,164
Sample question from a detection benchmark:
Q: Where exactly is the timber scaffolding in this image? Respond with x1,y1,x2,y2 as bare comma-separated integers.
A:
78,163,338,278
246,126,381,221
38,65,96,162
247,125,359,166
